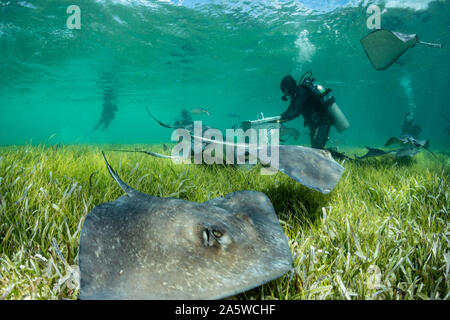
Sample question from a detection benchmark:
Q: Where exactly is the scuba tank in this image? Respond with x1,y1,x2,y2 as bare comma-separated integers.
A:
299,71,350,132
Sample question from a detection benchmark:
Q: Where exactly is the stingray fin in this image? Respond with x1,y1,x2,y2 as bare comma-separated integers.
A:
384,137,401,147
206,191,278,223
357,147,387,159
276,145,344,194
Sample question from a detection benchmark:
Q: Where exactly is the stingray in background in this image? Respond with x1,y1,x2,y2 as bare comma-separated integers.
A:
356,146,420,160
360,29,443,70
145,107,213,157
325,147,354,162
117,109,345,194
191,134,345,194
110,144,344,194
78,153,293,300
384,135,435,157
146,107,212,133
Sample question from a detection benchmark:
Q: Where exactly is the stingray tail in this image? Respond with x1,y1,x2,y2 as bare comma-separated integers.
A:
440,112,450,123
146,107,177,129
101,151,139,197
418,140,436,158
108,148,176,159
424,147,437,158
356,147,387,160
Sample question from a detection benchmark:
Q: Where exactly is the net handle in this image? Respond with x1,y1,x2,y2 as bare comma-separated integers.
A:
418,40,443,48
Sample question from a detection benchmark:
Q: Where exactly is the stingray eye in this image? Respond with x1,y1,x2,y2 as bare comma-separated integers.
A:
201,227,225,247
212,230,223,238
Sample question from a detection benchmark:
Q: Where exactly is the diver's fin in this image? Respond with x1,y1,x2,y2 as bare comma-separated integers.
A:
360,29,441,70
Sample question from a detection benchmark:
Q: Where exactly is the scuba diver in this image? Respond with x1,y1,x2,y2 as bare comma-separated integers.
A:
401,109,421,138
279,71,349,149
94,87,118,131
173,108,194,127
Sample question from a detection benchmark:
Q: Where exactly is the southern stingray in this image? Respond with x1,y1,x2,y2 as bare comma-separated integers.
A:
384,135,429,149
112,141,344,194
384,135,435,157
78,153,293,300
356,146,420,160
192,135,344,194
126,109,345,194
325,147,354,162
360,29,442,70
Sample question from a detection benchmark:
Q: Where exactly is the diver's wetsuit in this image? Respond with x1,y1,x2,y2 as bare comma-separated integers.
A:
401,113,421,138
94,101,118,131
280,84,333,149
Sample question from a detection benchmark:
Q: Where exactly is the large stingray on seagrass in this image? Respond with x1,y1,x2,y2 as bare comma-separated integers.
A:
384,135,435,157
114,141,344,194
78,153,293,300
117,109,345,194
192,135,344,194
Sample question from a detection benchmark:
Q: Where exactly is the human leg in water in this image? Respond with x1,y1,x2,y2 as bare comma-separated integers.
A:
310,124,330,149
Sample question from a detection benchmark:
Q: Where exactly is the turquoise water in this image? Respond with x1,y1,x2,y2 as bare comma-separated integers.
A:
1,0,449,149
